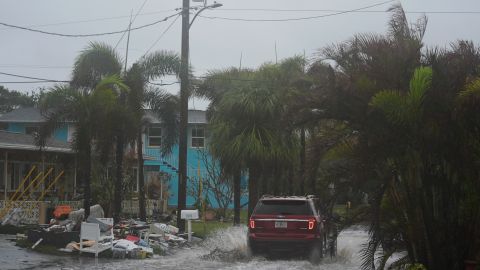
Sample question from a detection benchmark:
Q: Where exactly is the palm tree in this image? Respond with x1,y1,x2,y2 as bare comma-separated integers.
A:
126,59,180,221
37,75,127,218
195,67,255,224
309,4,480,267
209,84,292,216
72,42,180,221
366,66,433,268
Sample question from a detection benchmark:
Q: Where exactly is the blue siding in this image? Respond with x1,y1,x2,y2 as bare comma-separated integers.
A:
6,122,69,142
144,128,248,209
53,125,68,141
7,123,24,133
4,117,248,210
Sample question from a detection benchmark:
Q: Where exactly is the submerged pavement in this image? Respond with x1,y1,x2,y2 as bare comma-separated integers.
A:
0,225,369,270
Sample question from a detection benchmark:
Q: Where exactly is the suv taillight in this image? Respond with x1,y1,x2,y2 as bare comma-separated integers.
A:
249,218,255,229
308,219,315,230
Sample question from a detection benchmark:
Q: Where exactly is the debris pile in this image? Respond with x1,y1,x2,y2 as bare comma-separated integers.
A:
110,219,187,257
27,204,105,248
10,204,192,260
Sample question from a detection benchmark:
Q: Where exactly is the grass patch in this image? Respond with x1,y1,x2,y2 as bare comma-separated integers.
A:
333,204,348,218
191,220,231,239
189,209,249,239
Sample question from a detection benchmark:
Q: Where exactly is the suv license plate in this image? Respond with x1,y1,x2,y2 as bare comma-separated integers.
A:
275,221,287,228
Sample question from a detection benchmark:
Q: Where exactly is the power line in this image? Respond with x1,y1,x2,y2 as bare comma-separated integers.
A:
115,0,148,50
0,81,64,84
0,12,181,38
0,64,70,69
219,8,480,14
194,76,268,83
2,6,478,34
199,0,397,22
0,71,69,83
0,9,176,31
142,14,181,57
148,81,180,86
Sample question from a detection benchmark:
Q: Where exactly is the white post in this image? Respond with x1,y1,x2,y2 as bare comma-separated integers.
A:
73,157,77,197
181,209,199,242
187,220,192,242
4,152,7,200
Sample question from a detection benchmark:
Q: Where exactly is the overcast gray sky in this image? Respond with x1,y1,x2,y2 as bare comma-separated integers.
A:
1,0,479,110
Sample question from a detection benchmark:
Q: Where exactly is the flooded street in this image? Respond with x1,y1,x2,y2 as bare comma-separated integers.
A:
1,225,368,270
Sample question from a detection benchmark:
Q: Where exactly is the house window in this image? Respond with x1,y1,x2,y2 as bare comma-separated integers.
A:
0,123,7,130
148,126,162,147
191,127,205,148
25,126,39,135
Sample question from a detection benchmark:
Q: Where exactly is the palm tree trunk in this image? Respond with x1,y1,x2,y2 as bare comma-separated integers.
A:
114,135,124,223
233,169,241,225
273,167,280,195
83,143,92,219
261,171,268,195
299,127,306,195
288,168,294,195
137,129,147,221
248,165,260,217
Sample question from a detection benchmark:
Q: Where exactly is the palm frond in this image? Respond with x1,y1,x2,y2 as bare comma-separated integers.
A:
146,88,179,155
94,74,129,95
322,136,357,162
408,66,432,107
71,42,123,89
139,50,180,81
387,4,410,40
370,89,406,125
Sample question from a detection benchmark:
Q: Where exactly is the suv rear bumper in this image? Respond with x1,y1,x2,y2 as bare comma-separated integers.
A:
248,233,320,253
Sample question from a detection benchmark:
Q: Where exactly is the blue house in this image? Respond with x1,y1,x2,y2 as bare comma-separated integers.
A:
0,107,246,211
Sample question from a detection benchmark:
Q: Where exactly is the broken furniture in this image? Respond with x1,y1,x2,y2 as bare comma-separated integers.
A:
79,217,113,257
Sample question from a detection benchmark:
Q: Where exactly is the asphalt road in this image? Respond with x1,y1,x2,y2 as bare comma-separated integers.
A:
0,226,369,270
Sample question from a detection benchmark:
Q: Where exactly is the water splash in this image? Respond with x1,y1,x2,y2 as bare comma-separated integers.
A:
201,226,250,262
199,225,370,270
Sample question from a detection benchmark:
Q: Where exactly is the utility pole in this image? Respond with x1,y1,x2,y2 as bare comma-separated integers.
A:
177,0,190,232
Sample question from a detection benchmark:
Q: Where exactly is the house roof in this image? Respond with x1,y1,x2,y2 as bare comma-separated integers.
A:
0,107,207,124
145,109,207,124
0,107,45,123
0,130,72,153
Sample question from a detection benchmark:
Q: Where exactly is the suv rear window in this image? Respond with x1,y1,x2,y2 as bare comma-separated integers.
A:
254,200,313,215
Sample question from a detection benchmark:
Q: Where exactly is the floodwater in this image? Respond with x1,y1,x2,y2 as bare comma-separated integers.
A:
0,225,369,270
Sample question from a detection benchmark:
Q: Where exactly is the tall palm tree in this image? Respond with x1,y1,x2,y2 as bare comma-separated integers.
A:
195,67,255,224
199,58,311,220
126,58,180,221
72,42,180,221
71,42,126,221
366,66,433,268
209,84,292,216
36,75,127,218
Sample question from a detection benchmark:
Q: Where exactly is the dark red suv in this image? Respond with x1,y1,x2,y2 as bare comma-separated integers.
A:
247,195,324,261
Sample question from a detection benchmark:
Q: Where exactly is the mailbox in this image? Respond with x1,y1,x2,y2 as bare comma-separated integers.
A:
181,209,199,220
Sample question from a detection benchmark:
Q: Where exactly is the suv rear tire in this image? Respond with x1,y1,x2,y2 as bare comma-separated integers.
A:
309,241,323,264
247,239,258,257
